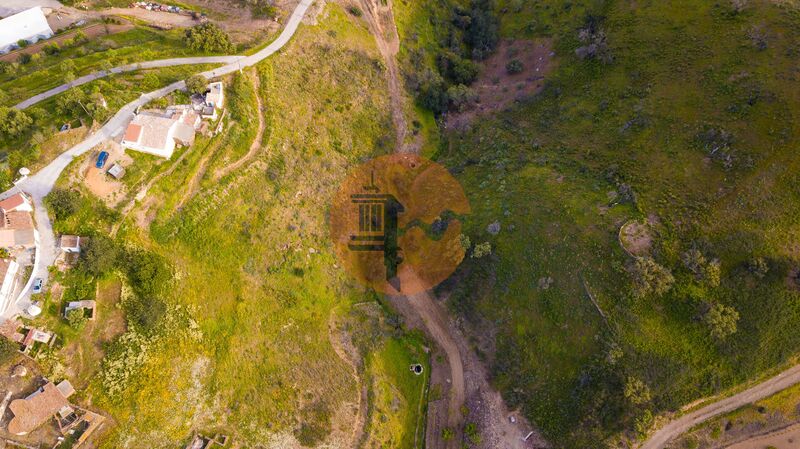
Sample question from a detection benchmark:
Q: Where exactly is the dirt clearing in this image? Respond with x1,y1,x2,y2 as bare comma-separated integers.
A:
82,141,131,207
447,39,554,130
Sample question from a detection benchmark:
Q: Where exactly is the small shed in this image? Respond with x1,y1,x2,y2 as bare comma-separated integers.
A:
107,163,125,179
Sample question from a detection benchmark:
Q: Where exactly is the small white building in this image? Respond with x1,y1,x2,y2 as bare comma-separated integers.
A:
0,7,54,54
59,235,82,254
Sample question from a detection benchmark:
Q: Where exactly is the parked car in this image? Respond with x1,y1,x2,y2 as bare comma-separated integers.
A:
32,278,43,294
96,151,109,169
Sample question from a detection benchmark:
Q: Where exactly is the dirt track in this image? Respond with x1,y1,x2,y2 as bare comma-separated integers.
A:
357,1,547,446
641,364,800,449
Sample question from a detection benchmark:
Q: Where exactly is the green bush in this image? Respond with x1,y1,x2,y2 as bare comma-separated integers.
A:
506,59,524,74
66,308,88,330
184,22,234,53
46,188,82,220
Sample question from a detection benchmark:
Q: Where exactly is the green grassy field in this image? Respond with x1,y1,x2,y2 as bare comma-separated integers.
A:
392,0,800,446
32,5,430,448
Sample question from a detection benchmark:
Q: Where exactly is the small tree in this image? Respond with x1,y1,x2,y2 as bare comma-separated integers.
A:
748,257,769,279
472,242,492,258
184,23,234,53
702,259,721,288
185,74,208,95
704,302,739,340
66,308,88,330
506,59,524,74
46,188,82,220
0,107,32,138
624,376,651,405
630,257,674,298
447,84,478,112
80,234,119,277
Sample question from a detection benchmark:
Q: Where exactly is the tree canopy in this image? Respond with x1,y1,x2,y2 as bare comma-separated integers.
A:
185,23,235,53
0,107,32,138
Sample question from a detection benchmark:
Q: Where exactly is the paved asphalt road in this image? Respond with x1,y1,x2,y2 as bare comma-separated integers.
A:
14,56,244,110
640,364,800,449
0,0,314,317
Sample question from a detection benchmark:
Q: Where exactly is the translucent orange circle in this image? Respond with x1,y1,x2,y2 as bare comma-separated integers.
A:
329,154,470,295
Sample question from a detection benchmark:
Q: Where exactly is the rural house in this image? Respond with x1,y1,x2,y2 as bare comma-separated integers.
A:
7,380,75,435
0,208,35,248
121,109,198,159
0,7,54,54
59,235,82,254
0,193,32,214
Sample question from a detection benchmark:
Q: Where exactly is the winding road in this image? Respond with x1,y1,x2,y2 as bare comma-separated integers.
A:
0,0,315,317
640,364,800,448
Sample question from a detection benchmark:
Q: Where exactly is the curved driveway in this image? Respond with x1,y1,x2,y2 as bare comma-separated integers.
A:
640,364,800,449
0,0,314,317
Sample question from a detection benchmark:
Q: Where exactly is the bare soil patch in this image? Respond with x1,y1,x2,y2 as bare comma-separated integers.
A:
446,39,554,130
619,219,654,257
82,141,132,207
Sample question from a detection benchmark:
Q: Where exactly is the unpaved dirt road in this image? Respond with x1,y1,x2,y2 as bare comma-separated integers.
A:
641,364,800,449
359,2,546,445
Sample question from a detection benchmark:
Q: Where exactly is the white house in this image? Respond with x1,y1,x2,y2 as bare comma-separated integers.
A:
59,235,82,254
121,110,196,159
0,7,54,54
0,193,32,214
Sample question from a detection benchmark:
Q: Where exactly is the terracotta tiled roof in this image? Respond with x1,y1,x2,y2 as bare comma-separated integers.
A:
8,382,71,435
123,123,142,142
0,194,25,212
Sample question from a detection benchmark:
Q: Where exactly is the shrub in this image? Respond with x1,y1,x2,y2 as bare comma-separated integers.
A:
447,84,478,112
125,249,172,299
703,302,739,340
17,53,31,64
747,257,769,279
624,377,651,406
185,74,208,95
43,43,61,55
413,68,448,115
630,257,674,298
506,59,524,74
45,188,82,220
347,5,363,16
472,242,492,258
250,0,278,18
463,0,499,60
66,308,88,329
437,51,479,85
184,22,234,53
0,107,32,138
80,234,119,277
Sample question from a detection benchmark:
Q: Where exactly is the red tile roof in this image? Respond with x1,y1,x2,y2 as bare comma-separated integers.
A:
123,123,142,143
0,194,25,212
